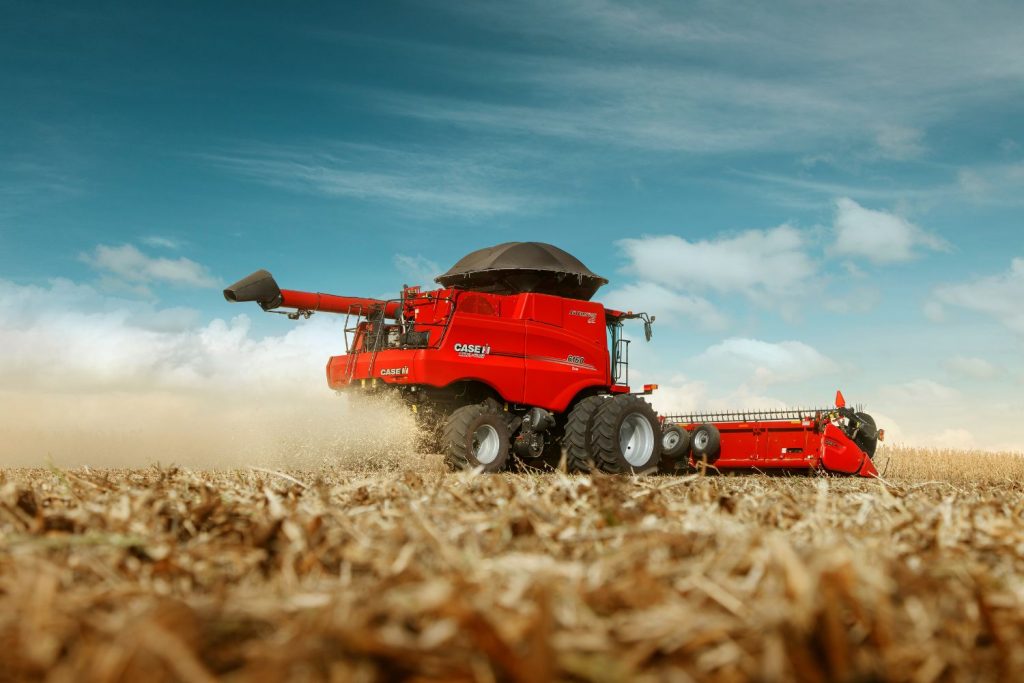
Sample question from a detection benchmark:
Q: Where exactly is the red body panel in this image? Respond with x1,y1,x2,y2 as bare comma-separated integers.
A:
324,288,618,414
678,418,877,477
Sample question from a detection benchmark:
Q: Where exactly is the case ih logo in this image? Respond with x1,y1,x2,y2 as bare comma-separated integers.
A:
380,367,409,376
453,342,491,358
569,309,597,324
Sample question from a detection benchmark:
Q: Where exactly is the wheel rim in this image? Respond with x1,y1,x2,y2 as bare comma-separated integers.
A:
662,430,680,450
620,414,655,466
472,424,501,464
694,430,709,450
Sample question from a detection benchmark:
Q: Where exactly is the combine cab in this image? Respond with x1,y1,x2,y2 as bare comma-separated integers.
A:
224,242,881,478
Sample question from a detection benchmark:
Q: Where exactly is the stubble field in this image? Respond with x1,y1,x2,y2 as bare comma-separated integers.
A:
1,447,1023,682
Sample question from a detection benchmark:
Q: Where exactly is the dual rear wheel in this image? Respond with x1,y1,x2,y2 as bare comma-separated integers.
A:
443,394,665,475
565,394,663,475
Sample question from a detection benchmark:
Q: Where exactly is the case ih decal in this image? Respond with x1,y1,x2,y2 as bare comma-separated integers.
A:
380,367,409,377
453,343,491,358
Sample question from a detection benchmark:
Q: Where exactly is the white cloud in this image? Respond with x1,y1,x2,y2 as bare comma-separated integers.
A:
602,281,727,331
943,356,999,380
393,254,442,289
0,278,338,393
81,244,218,289
697,338,839,386
880,379,960,404
932,258,1024,335
0,278,416,466
831,198,948,264
873,125,926,160
923,300,946,322
823,285,881,315
617,226,815,302
141,236,180,249
956,163,1024,203
376,2,1024,166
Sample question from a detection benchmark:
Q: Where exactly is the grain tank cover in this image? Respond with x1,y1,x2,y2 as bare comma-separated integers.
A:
435,241,608,300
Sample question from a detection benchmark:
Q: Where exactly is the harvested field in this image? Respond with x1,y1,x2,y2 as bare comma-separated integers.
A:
2,447,1023,682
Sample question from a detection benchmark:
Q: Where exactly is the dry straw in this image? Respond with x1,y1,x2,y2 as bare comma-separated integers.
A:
1,445,1023,681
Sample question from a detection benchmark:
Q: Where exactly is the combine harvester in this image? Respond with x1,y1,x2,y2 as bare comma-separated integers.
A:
224,242,882,477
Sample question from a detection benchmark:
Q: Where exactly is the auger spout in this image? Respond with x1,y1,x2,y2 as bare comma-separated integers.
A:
223,269,400,318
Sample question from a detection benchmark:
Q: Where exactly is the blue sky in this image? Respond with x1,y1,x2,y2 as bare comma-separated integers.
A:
2,1,1023,457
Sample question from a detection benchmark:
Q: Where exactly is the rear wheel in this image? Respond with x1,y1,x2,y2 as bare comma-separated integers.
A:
443,404,510,472
661,424,691,467
691,423,721,463
591,395,662,474
563,396,607,473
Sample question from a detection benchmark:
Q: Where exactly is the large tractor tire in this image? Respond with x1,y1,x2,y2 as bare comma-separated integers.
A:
563,395,607,473
661,424,691,469
691,423,722,463
590,395,662,475
443,403,510,473
852,412,878,459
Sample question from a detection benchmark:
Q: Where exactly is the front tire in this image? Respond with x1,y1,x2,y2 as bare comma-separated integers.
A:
443,404,510,473
591,395,662,474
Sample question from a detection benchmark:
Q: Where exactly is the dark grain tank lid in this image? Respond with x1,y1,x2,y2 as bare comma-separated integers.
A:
434,242,608,300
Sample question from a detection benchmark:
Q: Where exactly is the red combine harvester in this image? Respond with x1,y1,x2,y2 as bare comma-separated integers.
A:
224,242,881,477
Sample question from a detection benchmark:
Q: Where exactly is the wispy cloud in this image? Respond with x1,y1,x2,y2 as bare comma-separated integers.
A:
203,143,549,218
393,254,441,289
369,1,1024,163
141,235,181,249
697,338,840,386
80,244,219,290
931,258,1024,335
617,226,816,303
831,198,948,264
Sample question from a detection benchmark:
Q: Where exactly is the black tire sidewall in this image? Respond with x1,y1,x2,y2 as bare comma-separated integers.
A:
462,410,510,471
661,424,690,460
691,423,721,463
444,404,511,472
593,395,663,474
563,395,607,473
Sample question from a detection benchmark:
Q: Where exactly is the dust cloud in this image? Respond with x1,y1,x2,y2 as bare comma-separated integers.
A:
0,388,426,471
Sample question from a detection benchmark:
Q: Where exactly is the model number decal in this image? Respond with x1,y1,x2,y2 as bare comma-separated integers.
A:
567,355,586,365
569,310,597,324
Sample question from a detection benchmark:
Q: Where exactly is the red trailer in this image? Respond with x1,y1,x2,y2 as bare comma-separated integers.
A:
660,391,883,477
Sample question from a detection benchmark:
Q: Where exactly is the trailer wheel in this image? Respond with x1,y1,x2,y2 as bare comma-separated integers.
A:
853,412,878,459
563,395,607,473
591,395,662,475
443,404,510,473
691,423,721,463
661,424,691,463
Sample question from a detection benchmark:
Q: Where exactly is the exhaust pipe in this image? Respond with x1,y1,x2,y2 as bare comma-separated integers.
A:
223,269,284,310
